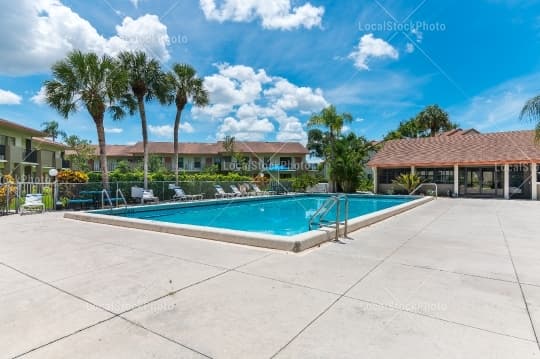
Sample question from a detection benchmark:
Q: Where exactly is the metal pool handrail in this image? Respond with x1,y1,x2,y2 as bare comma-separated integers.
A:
309,194,349,240
410,183,438,198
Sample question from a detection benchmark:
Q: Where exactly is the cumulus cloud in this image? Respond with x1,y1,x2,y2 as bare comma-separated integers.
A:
105,127,123,134
348,33,399,70
0,89,22,105
217,117,274,141
0,0,170,75
405,43,415,54
199,0,324,30
31,86,47,105
193,63,328,143
149,123,195,138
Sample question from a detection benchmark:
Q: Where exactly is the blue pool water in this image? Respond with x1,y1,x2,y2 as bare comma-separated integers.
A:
105,195,413,236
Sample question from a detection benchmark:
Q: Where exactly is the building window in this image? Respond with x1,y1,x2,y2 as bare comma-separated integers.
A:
416,167,454,184
378,168,410,184
280,157,292,169
194,157,201,169
178,157,184,169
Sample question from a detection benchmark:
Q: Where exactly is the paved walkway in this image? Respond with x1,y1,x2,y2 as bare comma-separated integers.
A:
1,198,539,358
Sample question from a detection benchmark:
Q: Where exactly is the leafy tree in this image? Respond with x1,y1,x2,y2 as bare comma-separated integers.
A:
291,172,319,192
331,133,372,192
392,173,424,194
384,105,457,140
44,50,129,188
117,51,169,190
307,105,353,190
63,135,94,171
520,95,540,141
41,120,66,142
165,64,209,184
416,104,456,137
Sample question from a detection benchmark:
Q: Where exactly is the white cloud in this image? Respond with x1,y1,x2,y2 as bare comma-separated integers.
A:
0,89,22,105
149,123,195,138
31,86,47,105
105,127,123,134
405,42,415,54
411,28,423,43
355,118,365,123
0,0,170,75
217,117,274,141
449,73,540,132
192,63,328,142
200,0,324,30
348,33,399,70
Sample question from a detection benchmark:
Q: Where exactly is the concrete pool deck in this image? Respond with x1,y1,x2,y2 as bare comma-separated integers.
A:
1,198,539,358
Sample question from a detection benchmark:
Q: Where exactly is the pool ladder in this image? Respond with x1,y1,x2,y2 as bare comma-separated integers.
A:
308,194,349,241
101,189,128,211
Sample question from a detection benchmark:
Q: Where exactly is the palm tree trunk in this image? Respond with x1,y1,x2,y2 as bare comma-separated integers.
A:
94,115,109,190
173,108,181,185
138,99,149,190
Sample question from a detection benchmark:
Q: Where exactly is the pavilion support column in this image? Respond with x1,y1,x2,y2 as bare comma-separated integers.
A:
531,163,537,200
410,166,416,175
504,164,510,200
372,167,378,194
453,164,459,197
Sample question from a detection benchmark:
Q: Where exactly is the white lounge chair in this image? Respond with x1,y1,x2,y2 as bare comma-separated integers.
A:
230,185,247,197
142,190,159,204
20,194,45,215
214,185,235,199
172,187,203,201
240,183,256,196
251,184,275,196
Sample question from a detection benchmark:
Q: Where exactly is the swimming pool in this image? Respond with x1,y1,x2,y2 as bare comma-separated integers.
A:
65,194,433,252
105,195,412,236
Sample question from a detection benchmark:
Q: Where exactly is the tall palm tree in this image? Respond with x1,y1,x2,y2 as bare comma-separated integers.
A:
520,95,540,141
416,104,455,137
41,120,66,142
166,64,209,185
307,105,353,191
117,51,169,190
308,105,352,141
44,50,128,188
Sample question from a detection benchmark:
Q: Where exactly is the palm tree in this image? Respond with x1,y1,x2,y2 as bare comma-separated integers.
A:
166,64,209,185
44,50,128,188
416,104,456,137
117,51,169,190
520,95,540,141
307,105,353,191
41,120,66,142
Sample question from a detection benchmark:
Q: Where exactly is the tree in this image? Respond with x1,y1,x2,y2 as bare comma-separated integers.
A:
44,50,129,188
416,104,456,137
166,64,209,185
64,135,94,171
117,51,169,190
331,133,372,192
307,105,353,190
383,105,457,140
520,95,540,141
41,120,66,142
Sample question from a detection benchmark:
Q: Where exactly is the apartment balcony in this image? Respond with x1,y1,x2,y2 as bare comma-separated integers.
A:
6,146,38,164
39,150,56,168
61,159,71,169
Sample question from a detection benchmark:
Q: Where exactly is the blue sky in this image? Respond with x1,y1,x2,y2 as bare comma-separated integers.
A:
1,0,540,145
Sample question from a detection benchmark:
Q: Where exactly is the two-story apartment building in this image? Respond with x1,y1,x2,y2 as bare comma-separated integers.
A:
0,118,68,180
89,141,310,177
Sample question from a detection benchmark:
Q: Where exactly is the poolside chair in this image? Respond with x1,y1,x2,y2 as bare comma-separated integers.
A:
20,194,45,215
230,184,246,197
240,183,256,196
251,183,275,196
142,189,159,204
172,187,203,201
214,185,235,199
